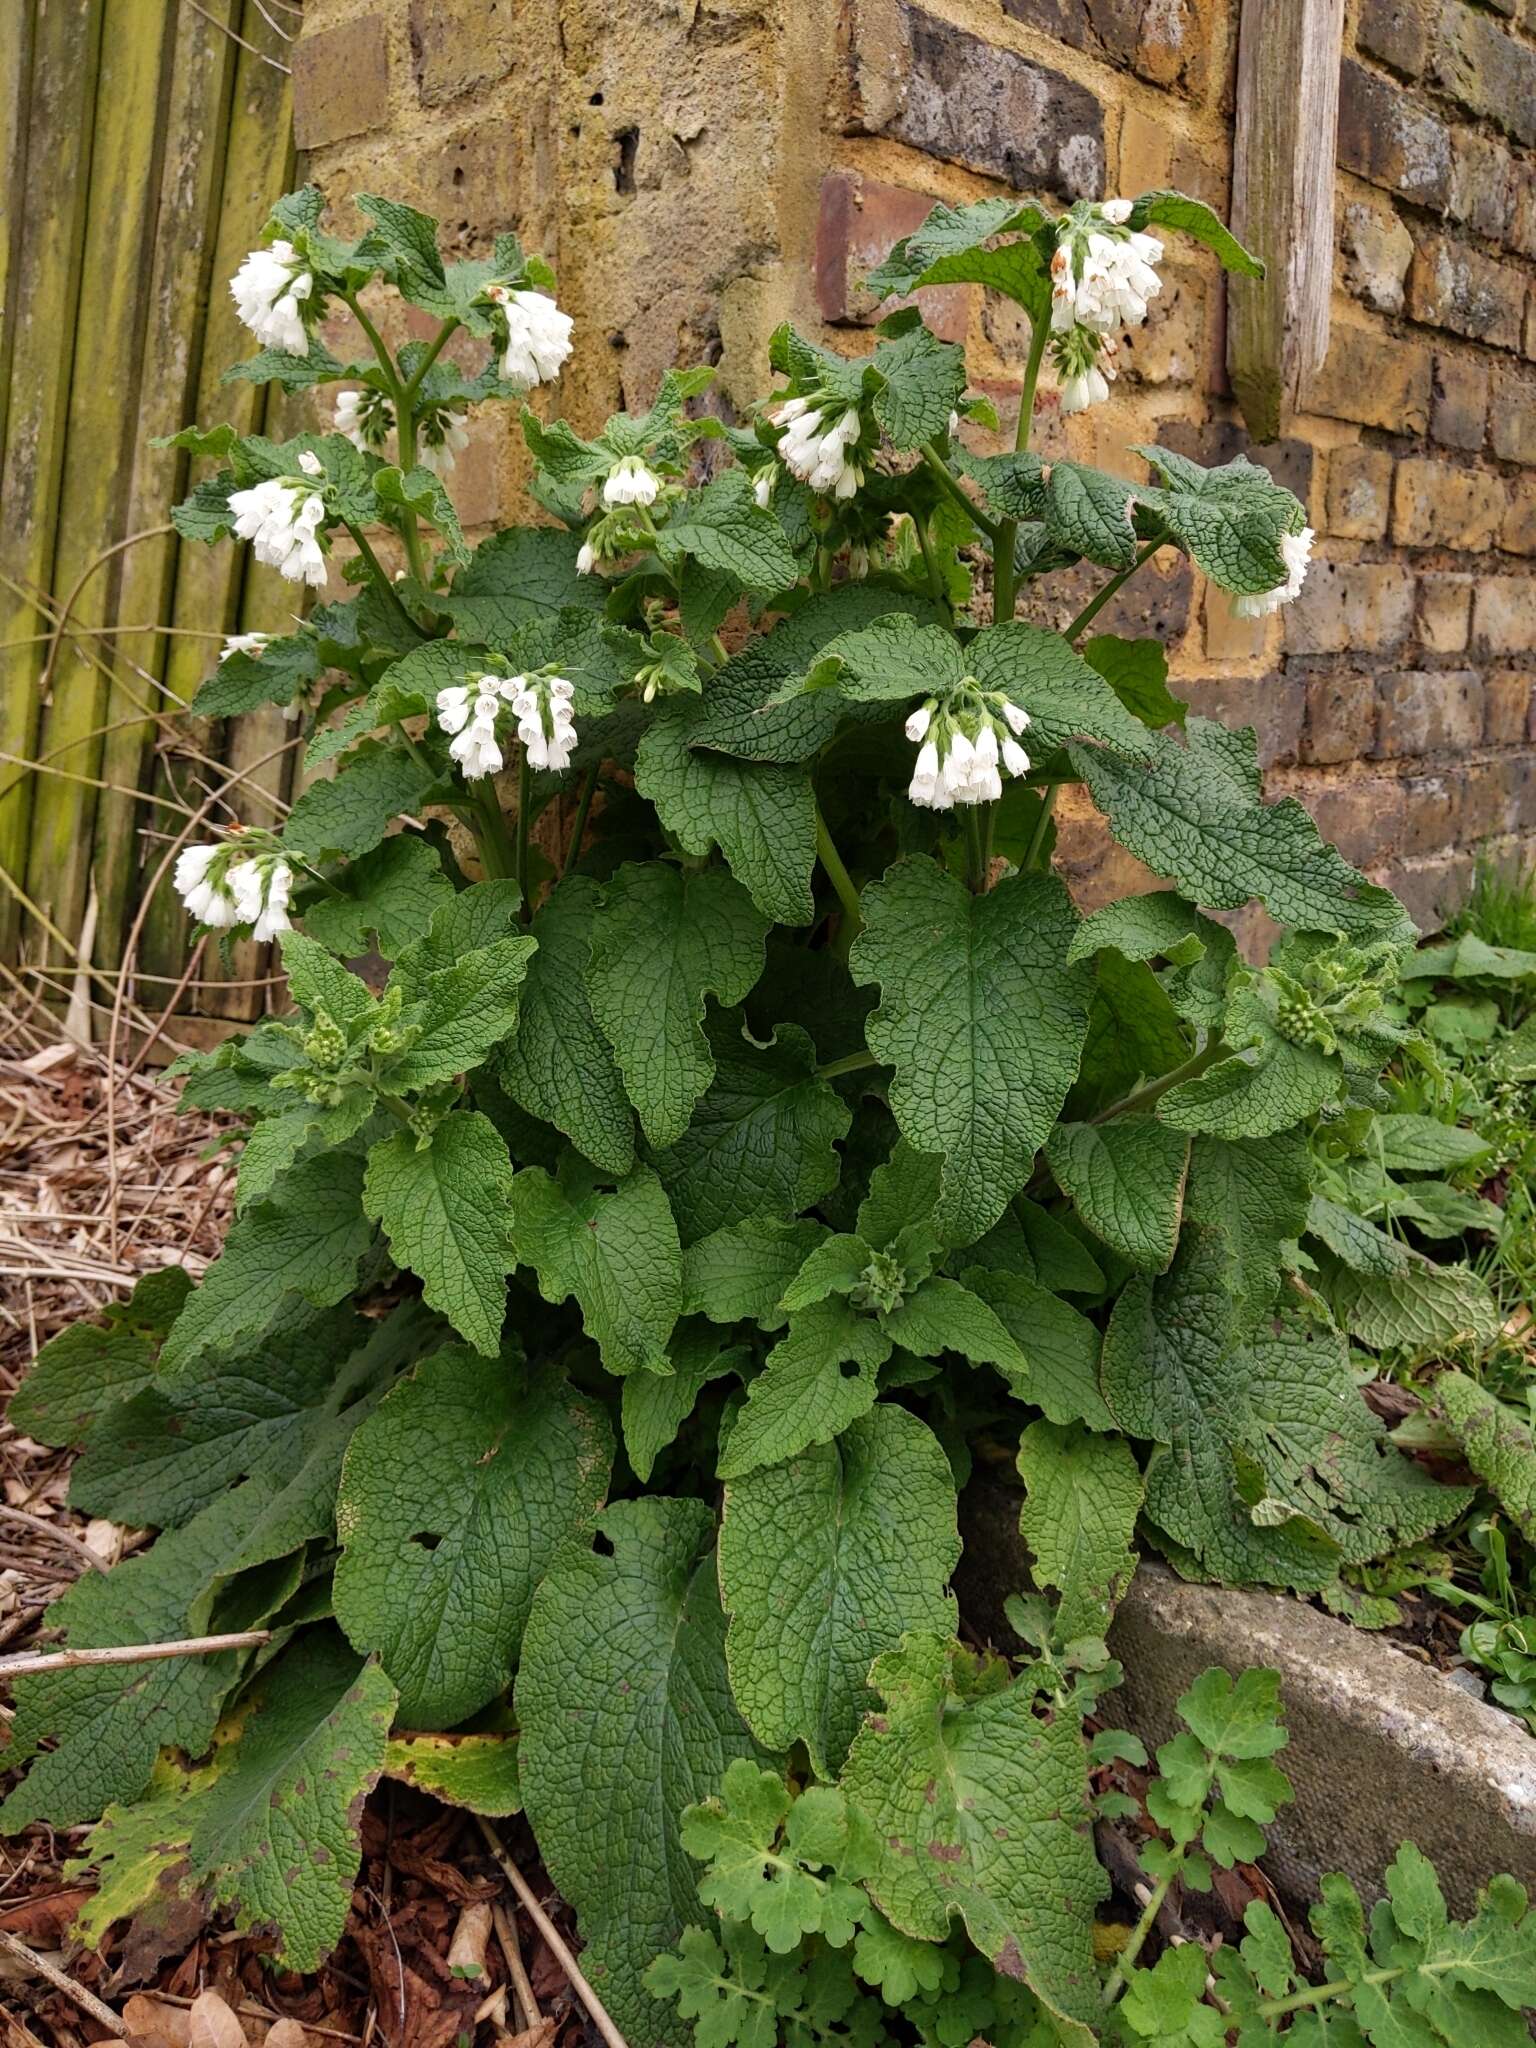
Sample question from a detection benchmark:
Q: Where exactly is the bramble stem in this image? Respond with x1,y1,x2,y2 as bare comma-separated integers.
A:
814,802,863,938
991,312,1050,628
562,762,600,878
1064,537,1164,642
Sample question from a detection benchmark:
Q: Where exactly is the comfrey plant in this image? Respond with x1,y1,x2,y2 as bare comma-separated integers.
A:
4,185,1503,2042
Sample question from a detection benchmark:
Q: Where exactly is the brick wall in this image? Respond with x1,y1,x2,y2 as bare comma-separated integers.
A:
294,0,1536,931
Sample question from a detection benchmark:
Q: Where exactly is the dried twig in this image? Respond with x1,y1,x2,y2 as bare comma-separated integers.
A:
491,1897,542,2032
0,1629,268,1679
0,1927,128,2037
0,1504,108,1574
477,1819,630,2048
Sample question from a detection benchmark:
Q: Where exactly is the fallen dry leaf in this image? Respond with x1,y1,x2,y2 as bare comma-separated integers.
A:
122,1994,192,2048
262,2022,310,2048
188,1990,248,2048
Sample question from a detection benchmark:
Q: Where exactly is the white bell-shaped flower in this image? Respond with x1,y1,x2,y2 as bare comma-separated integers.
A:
230,239,314,356
1232,526,1315,618
228,474,329,586
602,454,661,508
219,631,271,662
492,286,574,388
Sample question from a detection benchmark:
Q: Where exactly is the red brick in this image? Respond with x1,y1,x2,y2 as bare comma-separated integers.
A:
1336,58,1451,209
1429,351,1487,450
1408,233,1527,350
1391,458,1505,551
1174,675,1303,768
1486,669,1533,743
1308,778,1407,865
1398,772,1462,854
1285,562,1416,654
409,0,515,105
1457,759,1520,842
813,172,968,339
292,16,390,150
1473,579,1536,652
1301,322,1432,434
1002,0,1212,95
1375,669,1485,756
1302,672,1378,764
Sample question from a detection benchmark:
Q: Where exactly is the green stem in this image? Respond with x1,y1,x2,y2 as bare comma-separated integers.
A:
818,1048,879,1080
920,446,999,543
344,293,400,395
343,522,419,636
389,718,435,780
1257,1968,1405,2021
376,1093,415,1128
914,511,948,612
470,778,517,885
401,317,458,404
561,762,600,878
991,313,1050,629
1089,1039,1229,1125
515,750,533,916
1064,538,1163,643
1024,785,1057,870
814,803,863,938
963,805,986,894
1100,1854,1184,2008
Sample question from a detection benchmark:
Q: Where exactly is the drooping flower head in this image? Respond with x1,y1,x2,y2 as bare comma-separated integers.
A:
487,285,574,390
602,454,662,508
905,685,1031,811
510,673,578,773
417,404,470,475
334,385,394,454
436,674,508,781
173,838,293,938
219,631,272,663
1048,200,1163,415
1232,524,1315,618
230,239,314,357
228,451,329,587
768,395,864,499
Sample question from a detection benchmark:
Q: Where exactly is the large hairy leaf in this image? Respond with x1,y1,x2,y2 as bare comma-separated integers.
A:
851,860,1091,1244
651,1017,850,1244
719,1403,960,1776
509,1158,682,1376
1075,721,1414,944
363,1111,516,1355
517,1499,763,2044
1015,1420,1143,1639
588,863,769,1148
334,1345,612,1723
841,1633,1105,2032
1045,1117,1188,1273
380,933,537,1092
717,1297,892,1479
10,1267,191,1447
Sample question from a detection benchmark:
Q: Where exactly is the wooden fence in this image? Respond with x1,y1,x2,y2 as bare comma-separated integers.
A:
0,0,298,1052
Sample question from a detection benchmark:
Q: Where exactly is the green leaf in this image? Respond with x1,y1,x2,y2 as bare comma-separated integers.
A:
381,932,537,1090
879,1275,1031,1379
1131,190,1264,276
355,191,446,293
1135,446,1298,596
510,1157,683,1376
1065,890,1236,1032
1372,1113,1492,1174
68,1300,365,1527
1158,989,1343,1141
841,1632,1105,2031
517,1498,763,2039
964,1194,1106,1296
720,1403,960,1775
334,1344,612,1722
717,1297,892,1479
658,470,799,592
284,741,443,862
957,1269,1115,1430
1015,1419,1144,1639
190,633,321,718
438,527,605,640
364,1111,516,1354
1075,720,1414,944
1103,1231,1466,1588
636,700,817,925
301,833,455,958
160,1152,374,1375
869,322,968,448
280,927,377,1026
1045,1118,1188,1273
1183,1129,1309,1334
382,1730,522,1816
1082,634,1185,731
0,1489,264,1830
373,462,470,566
1325,1258,1502,1357
587,862,769,1148
1434,1373,1536,1541
389,876,523,988
679,1765,874,1953
651,1016,850,1243
622,1321,749,1482
863,196,1050,308
1307,1195,1416,1277
188,1631,396,1971
1044,461,1138,569
500,876,636,1176
9,1268,191,1446
681,1217,829,1328
851,860,1092,1245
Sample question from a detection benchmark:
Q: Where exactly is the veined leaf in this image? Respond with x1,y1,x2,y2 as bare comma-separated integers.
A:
622,1321,749,1483
510,1157,682,1376
301,834,454,958
364,1111,517,1355
9,1267,191,1447
517,1499,763,2040
284,741,442,862
335,1344,612,1722
1015,1419,1143,1639
720,1403,960,1775
380,932,537,1091
717,1297,892,1479
958,1268,1115,1430
383,1731,522,1816
1045,1117,1188,1273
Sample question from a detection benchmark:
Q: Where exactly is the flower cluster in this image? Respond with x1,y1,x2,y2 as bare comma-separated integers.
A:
576,456,667,573
771,398,864,498
435,672,578,780
333,388,470,475
602,455,661,508
219,632,272,662
229,451,328,587
230,240,314,357
1049,201,1164,415
486,286,574,390
173,841,293,940
906,690,1031,810
1232,524,1315,617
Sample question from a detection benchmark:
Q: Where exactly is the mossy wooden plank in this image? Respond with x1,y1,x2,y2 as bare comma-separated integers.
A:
0,0,38,468
25,0,177,955
93,0,243,975
0,0,103,958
